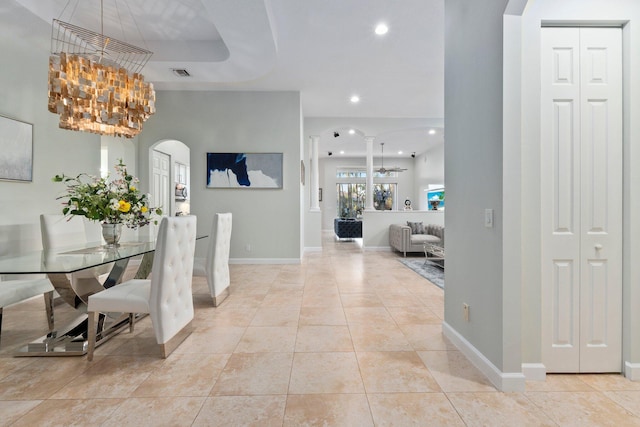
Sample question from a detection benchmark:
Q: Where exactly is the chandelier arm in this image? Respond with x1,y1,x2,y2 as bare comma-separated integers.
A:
123,0,150,51
100,0,104,60
57,0,76,22
114,0,126,42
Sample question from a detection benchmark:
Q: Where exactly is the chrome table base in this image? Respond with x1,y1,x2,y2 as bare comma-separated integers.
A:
15,251,154,357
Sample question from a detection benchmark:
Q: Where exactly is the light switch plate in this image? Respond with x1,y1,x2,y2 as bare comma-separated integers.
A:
484,209,494,228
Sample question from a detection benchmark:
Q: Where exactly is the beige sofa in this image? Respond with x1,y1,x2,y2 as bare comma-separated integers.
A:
389,223,444,257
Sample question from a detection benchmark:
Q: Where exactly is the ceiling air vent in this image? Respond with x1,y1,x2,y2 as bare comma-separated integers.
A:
172,69,191,77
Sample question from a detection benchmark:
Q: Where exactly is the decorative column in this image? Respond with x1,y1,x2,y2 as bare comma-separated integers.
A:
310,135,320,211
364,136,375,210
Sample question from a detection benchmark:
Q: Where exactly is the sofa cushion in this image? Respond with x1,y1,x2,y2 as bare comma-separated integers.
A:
410,234,442,245
407,221,424,234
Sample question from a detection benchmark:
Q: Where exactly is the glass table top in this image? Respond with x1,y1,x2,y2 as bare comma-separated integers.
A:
0,240,157,275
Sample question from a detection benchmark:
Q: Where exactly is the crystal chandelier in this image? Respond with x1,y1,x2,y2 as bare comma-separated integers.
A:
47,10,155,139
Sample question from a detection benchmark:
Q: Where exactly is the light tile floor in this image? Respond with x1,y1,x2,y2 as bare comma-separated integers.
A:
2,232,640,426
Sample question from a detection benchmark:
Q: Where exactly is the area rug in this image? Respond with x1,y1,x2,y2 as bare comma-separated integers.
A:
398,258,445,289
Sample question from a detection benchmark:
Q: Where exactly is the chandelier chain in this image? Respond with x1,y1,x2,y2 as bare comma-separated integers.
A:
123,0,149,50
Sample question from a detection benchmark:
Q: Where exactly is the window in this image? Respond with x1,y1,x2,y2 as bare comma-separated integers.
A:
335,168,398,178
373,183,396,210
335,167,397,216
337,183,365,218
336,182,397,217
336,169,367,178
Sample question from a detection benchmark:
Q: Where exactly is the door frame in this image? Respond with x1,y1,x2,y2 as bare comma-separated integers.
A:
504,1,640,381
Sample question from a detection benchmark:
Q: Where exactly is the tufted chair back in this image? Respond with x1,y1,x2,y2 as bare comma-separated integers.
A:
206,213,232,302
149,215,197,345
40,214,112,306
40,214,87,250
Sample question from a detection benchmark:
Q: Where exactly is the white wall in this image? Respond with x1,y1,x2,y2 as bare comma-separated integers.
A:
0,2,100,254
137,91,303,263
414,144,445,211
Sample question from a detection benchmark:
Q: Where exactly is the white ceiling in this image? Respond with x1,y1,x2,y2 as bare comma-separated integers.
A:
13,0,444,157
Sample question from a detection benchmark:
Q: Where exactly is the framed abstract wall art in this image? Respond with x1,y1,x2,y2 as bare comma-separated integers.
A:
206,152,283,188
0,115,33,182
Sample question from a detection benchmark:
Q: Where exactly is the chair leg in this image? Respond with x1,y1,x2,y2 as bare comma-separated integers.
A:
87,311,98,361
43,291,54,331
0,307,3,342
128,313,135,333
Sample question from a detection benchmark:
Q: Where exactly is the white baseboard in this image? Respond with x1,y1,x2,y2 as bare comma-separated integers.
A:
304,247,323,253
522,363,546,381
625,362,640,381
229,258,301,265
442,322,526,392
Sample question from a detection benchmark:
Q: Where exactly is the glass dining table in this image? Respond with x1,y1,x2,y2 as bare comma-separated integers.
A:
0,238,165,356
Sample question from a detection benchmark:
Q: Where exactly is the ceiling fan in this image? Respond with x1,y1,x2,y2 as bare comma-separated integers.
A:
375,142,407,173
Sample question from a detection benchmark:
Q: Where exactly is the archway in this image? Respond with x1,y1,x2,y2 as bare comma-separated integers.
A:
148,139,191,218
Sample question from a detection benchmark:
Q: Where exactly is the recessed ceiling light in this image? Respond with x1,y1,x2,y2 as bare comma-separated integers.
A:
375,23,389,35
428,129,436,135
398,151,403,155
340,150,345,154
348,129,355,135
350,95,360,103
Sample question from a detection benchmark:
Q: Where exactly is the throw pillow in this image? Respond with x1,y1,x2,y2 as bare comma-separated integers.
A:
407,221,424,234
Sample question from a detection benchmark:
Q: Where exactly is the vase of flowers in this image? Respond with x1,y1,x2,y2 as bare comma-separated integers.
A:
53,159,162,247
101,223,123,247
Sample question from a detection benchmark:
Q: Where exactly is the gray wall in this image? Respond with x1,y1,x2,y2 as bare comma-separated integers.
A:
137,91,303,262
444,0,509,370
0,2,100,254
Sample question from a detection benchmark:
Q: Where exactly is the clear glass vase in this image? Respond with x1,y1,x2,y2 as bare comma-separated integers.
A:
101,223,122,248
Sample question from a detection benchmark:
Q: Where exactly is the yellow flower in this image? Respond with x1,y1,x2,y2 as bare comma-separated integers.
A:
130,185,136,191
141,206,148,213
118,200,131,213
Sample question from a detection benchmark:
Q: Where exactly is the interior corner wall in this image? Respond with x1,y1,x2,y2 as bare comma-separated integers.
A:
137,91,302,262
517,0,640,372
102,136,137,177
0,1,100,254
414,144,445,211
444,0,509,370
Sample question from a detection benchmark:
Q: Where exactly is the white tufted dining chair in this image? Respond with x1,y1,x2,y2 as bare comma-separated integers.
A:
0,278,54,340
86,215,197,360
40,214,112,303
40,214,113,275
193,213,232,306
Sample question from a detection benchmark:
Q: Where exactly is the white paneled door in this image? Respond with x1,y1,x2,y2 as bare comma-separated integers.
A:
541,27,622,373
152,150,171,218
